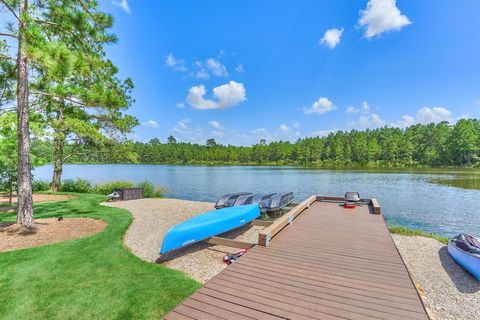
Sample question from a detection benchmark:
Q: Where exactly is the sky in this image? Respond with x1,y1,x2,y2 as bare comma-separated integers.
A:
101,0,480,145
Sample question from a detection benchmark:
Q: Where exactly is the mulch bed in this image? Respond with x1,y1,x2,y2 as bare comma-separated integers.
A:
0,193,75,204
0,193,75,213
0,218,106,252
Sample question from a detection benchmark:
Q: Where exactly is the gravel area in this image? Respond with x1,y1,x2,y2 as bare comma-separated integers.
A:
104,198,263,283
0,218,106,252
392,234,480,320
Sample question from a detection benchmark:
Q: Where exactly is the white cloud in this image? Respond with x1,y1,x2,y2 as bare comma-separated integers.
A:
192,58,228,79
360,101,370,113
304,97,336,115
346,106,358,114
112,0,130,13
310,129,335,137
350,113,385,128
165,53,188,72
292,122,300,129
358,0,411,38
391,114,415,128
176,102,185,109
370,113,386,126
165,55,229,79
319,28,343,49
346,101,371,114
142,120,159,128
390,107,454,128
206,58,228,77
208,120,222,129
187,81,247,110
279,124,291,133
416,107,452,124
236,63,244,74
173,118,191,134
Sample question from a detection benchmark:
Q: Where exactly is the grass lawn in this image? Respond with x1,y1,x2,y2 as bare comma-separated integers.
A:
389,225,449,244
0,193,201,319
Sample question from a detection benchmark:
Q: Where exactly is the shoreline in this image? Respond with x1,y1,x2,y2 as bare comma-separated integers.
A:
37,162,480,171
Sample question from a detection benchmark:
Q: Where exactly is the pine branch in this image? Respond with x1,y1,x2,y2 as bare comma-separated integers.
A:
0,53,15,60
78,0,97,22
63,152,86,162
29,90,92,108
0,32,17,38
0,1,20,22
33,19,89,50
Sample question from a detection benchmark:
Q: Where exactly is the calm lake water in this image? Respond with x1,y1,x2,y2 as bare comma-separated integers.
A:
34,164,480,237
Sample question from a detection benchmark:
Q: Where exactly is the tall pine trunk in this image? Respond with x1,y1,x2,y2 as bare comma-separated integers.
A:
50,108,65,191
16,0,34,228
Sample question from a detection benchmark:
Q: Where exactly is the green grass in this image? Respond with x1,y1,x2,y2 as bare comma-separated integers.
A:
389,225,449,244
0,193,201,319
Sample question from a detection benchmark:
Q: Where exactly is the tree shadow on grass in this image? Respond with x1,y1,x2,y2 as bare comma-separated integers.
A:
438,246,480,293
0,206,16,213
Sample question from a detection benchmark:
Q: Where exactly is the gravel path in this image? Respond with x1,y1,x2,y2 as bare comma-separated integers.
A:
392,235,480,320
104,198,263,283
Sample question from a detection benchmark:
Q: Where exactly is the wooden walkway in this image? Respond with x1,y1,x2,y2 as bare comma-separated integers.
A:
165,197,429,320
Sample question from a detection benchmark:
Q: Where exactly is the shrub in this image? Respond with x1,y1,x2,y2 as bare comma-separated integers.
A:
135,180,165,198
32,180,50,192
94,181,134,195
60,178,92,193
55,178,166,198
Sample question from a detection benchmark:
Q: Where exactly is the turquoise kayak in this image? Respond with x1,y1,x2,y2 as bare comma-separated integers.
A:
448,233,480,280
159,204,260,255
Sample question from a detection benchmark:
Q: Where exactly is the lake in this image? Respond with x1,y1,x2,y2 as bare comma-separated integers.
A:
34,164,480,237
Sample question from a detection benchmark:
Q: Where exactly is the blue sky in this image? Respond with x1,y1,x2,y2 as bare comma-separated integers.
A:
102,0,480,145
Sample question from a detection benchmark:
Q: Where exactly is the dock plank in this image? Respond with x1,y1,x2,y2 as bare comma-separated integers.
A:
165,198,429,319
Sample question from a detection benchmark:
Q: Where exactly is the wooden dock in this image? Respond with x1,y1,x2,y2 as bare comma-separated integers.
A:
165,196,429,320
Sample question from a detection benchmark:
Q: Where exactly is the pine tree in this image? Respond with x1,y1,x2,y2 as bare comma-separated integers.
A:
0,0,137,226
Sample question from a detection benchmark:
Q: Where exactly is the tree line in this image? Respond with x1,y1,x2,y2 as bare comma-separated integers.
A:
37,119,480,167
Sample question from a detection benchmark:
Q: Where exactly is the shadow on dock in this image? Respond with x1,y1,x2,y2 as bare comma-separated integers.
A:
438,246,480,293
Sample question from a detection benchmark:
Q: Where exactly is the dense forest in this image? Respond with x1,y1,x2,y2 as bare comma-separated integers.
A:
36,119,480,167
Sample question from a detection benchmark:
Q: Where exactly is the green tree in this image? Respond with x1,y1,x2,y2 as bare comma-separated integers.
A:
0,113,18,205
0,0,137,226
449,119,479,165
1,0,35,226
28,2,137,191
167,135,177,144
206,138,217,147
0,112,45,205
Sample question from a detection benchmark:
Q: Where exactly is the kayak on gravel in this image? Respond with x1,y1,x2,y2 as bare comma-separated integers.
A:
448,233,480,280
159,204,260,256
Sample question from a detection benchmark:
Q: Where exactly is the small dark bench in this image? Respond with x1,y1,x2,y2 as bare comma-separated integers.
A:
113,188,144,201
